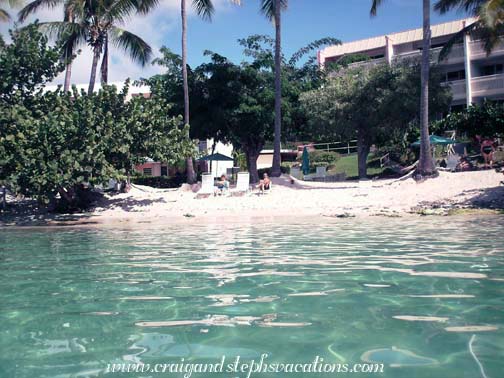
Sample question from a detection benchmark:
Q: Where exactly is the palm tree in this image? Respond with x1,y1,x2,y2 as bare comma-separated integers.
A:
19,0,76,91
260,0,287,177
1,0,22,22
180,0,240,184
435,0,504,57
20,0,155,94
371,0,436,177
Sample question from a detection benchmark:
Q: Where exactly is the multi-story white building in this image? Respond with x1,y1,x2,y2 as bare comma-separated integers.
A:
318,18,504,111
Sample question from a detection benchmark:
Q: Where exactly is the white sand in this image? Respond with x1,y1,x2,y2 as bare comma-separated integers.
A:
90,170,503,223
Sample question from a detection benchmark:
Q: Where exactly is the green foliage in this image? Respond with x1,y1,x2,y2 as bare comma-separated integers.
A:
300,61,451,176
0,27,193,209
433,101,504,138
306,150,340,166
0,24,64,105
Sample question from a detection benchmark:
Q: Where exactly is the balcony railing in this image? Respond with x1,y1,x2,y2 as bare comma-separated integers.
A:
470,40,504,57
442,79,466,101
471,73,504,96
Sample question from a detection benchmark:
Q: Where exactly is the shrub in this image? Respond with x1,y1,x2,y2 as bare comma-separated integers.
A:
131,175,186,188
308,150,340,165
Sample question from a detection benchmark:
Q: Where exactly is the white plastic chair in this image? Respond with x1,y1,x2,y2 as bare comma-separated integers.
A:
316,166,326,178
234,172,250,195
199,173,214,195
446,154,460,171
291,167,301,179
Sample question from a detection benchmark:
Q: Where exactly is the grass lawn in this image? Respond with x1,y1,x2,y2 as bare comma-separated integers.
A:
327,153,385,179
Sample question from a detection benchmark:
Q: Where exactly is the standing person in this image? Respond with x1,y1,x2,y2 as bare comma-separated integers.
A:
481,138,496,168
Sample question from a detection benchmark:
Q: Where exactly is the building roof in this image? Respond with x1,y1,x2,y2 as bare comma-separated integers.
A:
320,17,477,59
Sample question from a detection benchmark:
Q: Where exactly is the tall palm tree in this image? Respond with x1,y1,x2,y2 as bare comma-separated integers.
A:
19,0,76,91
371,0,436,177
20,0,156,94
260,0,287,177
435,0,504,57
180,0,240,184
1,0,22,22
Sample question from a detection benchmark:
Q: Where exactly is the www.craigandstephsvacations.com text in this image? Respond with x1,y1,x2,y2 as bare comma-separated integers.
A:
106,355,385,377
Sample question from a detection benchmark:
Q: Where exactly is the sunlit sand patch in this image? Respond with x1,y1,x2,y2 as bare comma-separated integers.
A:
207,294,250,307
81,311,119,316
240,295,279,303
173,286,192,289
118,296,172,300
363,284,391,288
288,289,345,297
445,325,498,332
257,321,312,327
361,346,438,367
393,315,449,322
408,294,475,298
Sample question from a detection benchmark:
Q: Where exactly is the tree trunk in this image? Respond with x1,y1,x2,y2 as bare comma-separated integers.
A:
100,35,108,84
88,46,101,95
357,132,370,179
62,11,73,92
271,0,282,177
63,61,73,92
245,148,261,184
417,0,436,176
181,0,196,184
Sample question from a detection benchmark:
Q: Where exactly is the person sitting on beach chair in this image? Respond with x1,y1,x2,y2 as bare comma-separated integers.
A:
214,174,229,196
258,173,271,194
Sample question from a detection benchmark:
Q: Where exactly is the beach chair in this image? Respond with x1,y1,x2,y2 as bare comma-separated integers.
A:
196,173,214,198
316,166,327,180
232,172,250,196
291,167,301,180
446,154,460,171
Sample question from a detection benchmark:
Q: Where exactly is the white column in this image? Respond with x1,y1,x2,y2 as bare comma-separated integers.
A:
463,21,473,107
385,36,394,65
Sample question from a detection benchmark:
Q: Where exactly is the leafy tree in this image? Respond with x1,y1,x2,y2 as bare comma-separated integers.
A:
371,0,437,177
300,62,451,178
0,24,64,106
433,101,504,138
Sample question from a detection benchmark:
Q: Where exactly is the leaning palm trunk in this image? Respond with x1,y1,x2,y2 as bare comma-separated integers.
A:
181,0,197,184
271,0,282,177
101,35,108,84
63,58,73,92
88,46,101,95
417,0,436,176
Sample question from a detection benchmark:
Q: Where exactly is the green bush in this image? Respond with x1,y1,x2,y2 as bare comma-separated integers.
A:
308,150,340,165
131,175,186,188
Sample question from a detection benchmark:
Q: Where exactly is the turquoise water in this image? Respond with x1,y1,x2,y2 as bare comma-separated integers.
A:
1,217,503,378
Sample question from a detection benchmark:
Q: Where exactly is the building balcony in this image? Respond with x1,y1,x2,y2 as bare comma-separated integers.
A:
471,73,504,97
470,40,504,59
443,79,467,101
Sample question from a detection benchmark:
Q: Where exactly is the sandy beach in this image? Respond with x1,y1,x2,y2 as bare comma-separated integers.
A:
3,170,501,226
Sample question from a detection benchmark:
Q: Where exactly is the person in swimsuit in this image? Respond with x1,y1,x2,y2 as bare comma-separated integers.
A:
214,174,229,196
481,139,495,168
259,173,271,194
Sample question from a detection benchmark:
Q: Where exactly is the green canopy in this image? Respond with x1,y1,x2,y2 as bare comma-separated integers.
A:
197,153,234,162
301,146,310,175
411,135,458,147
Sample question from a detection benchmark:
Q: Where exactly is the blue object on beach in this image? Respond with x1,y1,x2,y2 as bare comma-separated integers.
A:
411,135,458,147
301,146,310,175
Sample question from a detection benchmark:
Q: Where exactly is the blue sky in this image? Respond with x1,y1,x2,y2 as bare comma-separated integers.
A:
1,0,469,84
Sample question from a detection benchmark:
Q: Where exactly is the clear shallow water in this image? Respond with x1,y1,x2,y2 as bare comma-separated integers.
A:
1,217,503,378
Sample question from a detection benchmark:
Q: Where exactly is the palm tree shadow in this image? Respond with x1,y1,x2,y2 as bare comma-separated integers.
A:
100,195,169,213
461,185,504,210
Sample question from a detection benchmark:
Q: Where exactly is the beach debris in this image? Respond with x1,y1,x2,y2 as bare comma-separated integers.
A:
183,213,195,218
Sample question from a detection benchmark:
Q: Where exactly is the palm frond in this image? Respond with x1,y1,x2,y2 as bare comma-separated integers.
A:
37,20,86,41
438,21,476,61
479,0,504,29
0,8,11,21
289,37,341,65
134,0,161,14
370,0,384,17
434,0,486,14
18,0,64,22
260,0,287,21
192,0,214,21
110,26,152,66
